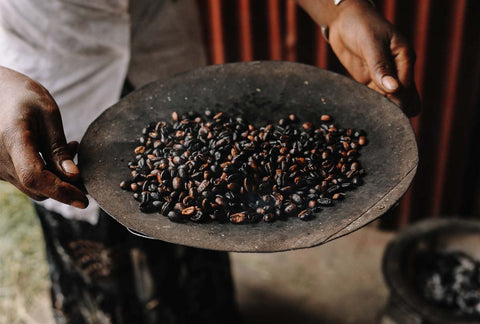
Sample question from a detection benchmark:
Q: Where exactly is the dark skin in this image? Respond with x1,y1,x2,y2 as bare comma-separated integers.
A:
297,0,420,116
0,0,420,209
0,67,88,208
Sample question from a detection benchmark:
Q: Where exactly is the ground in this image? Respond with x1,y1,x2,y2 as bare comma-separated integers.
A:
0,182,394,324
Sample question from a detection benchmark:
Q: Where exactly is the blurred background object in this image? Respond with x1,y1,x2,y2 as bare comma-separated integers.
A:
380,219,480,324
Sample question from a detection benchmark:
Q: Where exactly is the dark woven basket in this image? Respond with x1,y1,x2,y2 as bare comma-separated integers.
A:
381,218,480,324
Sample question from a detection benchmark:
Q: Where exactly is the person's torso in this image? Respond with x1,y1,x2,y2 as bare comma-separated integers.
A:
0,0,206,223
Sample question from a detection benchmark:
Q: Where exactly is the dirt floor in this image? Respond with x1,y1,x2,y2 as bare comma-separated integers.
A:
231,223,393,324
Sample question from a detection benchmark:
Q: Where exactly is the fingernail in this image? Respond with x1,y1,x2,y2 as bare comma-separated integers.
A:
382,75,399,91
72,201,86,209
61,160,79,174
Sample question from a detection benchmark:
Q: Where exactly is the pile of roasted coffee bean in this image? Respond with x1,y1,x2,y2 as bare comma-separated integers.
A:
120,110,367,224
416,251,480,317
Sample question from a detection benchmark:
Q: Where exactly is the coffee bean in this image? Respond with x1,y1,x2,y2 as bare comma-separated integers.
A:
320,115,331,122
122,110,366,224
190,210,205,222
291,193,303,204
230,212,246,224
167,210,183,222
317,197,333,206
297,209,313,220
172,177,182,190
181,206,195,216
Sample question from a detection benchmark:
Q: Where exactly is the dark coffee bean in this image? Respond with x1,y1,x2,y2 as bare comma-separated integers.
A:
327,185,340,194
263,213,275,222
297,209,313,220
172,177,182,190
227,173,243,183
161,201,172,216
317,197,333,206
284,203,296,214
227,182,240,192
352,176,364,186
341,182,352,190
167,210,184,222
178,167,188,179
120,180,131,190
130,183,139,192
125,110,366,224
230,212,246,224
190,210,205,222
219,189,232,199
215,196,225,206
197,180,210,193
140,202,154,213
291,194,303,204
212,209,227,221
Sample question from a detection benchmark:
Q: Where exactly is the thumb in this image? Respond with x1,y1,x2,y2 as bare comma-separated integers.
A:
40,106,80,181
48,140,80,181
363,41,400,94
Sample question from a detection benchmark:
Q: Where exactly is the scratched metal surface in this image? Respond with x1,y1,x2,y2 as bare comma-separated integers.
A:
79,61,418,252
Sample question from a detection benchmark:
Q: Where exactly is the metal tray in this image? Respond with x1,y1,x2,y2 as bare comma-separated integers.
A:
79,61,418,252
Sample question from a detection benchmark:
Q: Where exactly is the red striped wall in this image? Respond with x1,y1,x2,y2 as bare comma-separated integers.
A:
198,0,480,227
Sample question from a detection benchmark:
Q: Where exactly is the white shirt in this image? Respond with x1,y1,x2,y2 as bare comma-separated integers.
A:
0,0,206,224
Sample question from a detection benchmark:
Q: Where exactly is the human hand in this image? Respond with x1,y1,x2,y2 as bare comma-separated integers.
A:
0,66,88,208
328,1,420,116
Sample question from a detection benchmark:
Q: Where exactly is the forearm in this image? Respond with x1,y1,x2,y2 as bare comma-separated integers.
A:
296,0,374,28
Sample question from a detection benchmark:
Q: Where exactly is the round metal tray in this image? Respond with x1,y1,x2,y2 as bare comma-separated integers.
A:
79,61,418,252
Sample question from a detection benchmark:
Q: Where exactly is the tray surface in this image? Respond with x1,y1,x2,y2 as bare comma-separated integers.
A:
79,61,418,252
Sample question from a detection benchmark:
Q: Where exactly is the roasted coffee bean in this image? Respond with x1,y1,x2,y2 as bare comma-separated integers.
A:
181,206,195,216
197,180,210,193
167,210,183,222
317,197,333,206
284,203,297,214
151,200,162,209
340,182,352,190
130,183,139,192
171,111,179,122
327,185,340,194
190,210,205,222
332,193,345,200
230,212,246,224
291,194,303,204
320,114,331,122
358,136,367,146
212,209,227,221
178,167,188,179
122,110,367,224
263,213,274,222
120,180,130,190
297,209,313,220
215,196,226,206
352,176,364,186
172,177,182,190
161,201,173,216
